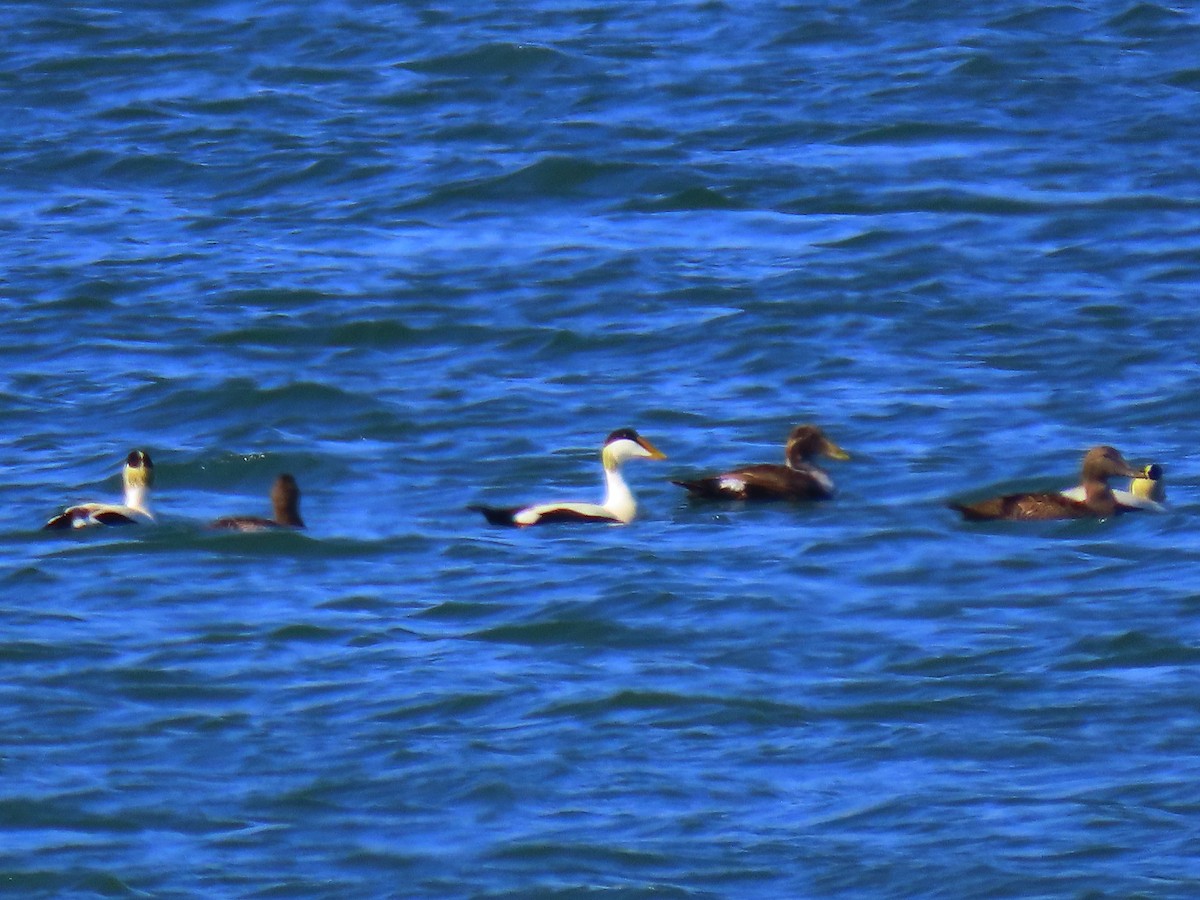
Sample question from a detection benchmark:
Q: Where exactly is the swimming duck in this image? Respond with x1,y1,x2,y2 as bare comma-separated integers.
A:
44,450,155,529
210,474,305,532
1060,462,1166,512
672,424,850,501
950,445,1140,521
470,428,666,526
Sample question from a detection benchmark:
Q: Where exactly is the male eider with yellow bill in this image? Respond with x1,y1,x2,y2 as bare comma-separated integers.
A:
950,445,1141,521
672,424,850,502
210,474,305,532
1060,462,1167,513
470,428,666,526
43,450,155,530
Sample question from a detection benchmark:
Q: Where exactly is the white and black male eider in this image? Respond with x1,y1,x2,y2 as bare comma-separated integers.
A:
672,424,850,502
1060,462,1167,512
210,474,305,532
470,428,667,526
43,450,155,530
950,445,1141,521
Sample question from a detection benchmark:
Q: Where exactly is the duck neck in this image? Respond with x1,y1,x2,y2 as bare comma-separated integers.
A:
277,504,305,527
602,462,636,523
124,483,151,515
788,455,833,492
1083,479,1118,515
786,448,815,471
1132,478,1163,503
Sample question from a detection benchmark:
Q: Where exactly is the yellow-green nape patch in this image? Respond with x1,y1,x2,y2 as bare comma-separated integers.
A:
1130,463,1165,502
124,450,155,487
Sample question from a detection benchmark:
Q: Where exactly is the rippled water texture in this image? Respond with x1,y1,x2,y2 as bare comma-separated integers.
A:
4,1,1200,896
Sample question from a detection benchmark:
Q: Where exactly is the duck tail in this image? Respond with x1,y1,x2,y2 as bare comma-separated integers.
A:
468,504,519,527
948,501,989,522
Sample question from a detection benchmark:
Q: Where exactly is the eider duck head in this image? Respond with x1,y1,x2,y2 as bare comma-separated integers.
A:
1130,463,1165,503
271,473,305,527
601,428,667,470
1080,445,1139,485
123,450,154,507
785,424,850,469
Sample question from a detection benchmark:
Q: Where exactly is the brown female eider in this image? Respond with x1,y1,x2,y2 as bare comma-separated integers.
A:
211,474,305,532
950,445,1141,521
44,450,155,529
672,424,850,502
470,428,666,526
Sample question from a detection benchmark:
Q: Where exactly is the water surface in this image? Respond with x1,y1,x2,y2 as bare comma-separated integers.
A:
3,1,1200,895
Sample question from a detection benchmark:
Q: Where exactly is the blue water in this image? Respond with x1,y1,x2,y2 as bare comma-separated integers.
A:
4,0,1200,895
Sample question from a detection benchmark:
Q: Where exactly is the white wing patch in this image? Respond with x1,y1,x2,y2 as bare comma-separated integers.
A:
514,506,546,526
72,503,152,526
809,469,835,494
514,502,620,526
1059,485,1084,502
718,476,746,492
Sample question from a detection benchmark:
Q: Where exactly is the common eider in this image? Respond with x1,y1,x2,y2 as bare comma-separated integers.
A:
950,445,1140,521
672,424,850,502
210,474,305,532
470,428,666,526
43,450,155,530
1061,462,1166,512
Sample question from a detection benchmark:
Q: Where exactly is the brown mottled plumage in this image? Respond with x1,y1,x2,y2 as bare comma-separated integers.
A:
673,424,850,502
950,446,1140,521
211,474,305,532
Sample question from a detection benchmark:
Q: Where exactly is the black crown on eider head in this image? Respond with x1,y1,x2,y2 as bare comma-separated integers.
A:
605,428,641,445
126,450,152,469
